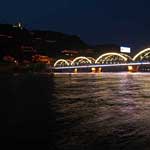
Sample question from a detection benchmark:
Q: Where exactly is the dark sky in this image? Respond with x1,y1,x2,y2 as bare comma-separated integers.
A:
1,0,150,50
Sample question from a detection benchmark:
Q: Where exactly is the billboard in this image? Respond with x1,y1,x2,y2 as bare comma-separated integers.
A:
120,47,131,53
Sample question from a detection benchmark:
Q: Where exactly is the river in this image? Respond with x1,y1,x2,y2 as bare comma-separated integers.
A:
50,72,150,150
0,72,150,149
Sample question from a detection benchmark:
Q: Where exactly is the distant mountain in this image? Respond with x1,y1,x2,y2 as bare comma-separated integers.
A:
31,30,89,57
0,23,89,60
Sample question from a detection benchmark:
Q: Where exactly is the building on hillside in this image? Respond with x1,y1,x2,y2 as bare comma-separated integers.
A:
61,49,79,57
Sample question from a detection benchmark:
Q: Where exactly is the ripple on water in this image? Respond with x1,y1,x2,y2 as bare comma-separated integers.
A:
49,73,150,150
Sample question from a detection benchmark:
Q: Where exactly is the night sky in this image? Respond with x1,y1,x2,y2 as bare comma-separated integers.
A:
1,0,150,50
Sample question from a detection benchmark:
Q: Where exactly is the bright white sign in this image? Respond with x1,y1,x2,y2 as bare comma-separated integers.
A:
120,47,131,53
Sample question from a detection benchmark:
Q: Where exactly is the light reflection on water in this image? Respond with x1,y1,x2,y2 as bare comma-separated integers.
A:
50,72,150,150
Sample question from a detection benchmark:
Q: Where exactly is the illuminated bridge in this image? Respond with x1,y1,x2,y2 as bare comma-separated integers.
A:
52,48,150,73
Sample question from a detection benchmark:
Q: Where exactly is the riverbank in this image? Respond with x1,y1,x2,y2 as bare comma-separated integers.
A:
0,62,52,74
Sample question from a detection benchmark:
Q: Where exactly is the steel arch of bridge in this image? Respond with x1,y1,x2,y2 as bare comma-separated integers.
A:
54,59,70,67
87,57,96,63
95,52,128,64
71,56,92,66
133,48,150,61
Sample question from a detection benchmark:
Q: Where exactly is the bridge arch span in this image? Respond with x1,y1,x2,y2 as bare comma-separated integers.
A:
121,53,132,61
133,48,150,61
95,52,128,64
71,56,92,66
87,57,96,63
54,59,70,67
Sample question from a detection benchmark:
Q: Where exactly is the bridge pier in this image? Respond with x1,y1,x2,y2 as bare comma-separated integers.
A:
128,65,139,72
91,67,96,73
91,67,102,73
74,68,78,73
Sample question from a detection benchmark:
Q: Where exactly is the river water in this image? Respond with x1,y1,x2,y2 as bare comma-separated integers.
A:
50,72,150,150
0,72,150,149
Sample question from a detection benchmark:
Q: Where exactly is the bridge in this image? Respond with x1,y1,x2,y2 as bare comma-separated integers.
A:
52,48,150,73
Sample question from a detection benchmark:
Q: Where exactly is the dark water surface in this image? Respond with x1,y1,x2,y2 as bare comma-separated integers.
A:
0,73,49,149
0,72,150,149
50,72,150,150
